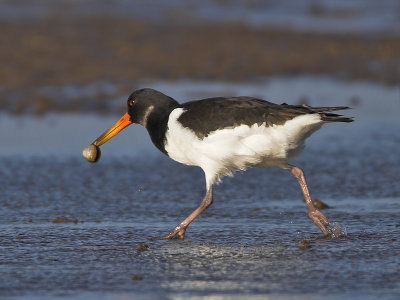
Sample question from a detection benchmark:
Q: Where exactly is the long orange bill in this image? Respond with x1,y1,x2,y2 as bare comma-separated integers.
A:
93,113,132,147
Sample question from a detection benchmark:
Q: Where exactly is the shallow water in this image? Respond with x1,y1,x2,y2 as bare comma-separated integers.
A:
1,142,400,299
1,151,399,299
1,77,400,299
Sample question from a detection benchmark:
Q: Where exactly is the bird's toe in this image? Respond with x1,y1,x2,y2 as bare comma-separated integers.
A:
153,228,186,240
308,209,330,235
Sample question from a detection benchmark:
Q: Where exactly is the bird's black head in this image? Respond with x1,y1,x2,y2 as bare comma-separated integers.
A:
91,88,179,148
126,88,179,127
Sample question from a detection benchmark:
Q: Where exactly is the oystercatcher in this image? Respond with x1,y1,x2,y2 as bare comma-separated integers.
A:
85,88,353,239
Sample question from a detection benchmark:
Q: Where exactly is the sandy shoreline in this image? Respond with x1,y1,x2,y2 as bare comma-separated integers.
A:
0,17,399,115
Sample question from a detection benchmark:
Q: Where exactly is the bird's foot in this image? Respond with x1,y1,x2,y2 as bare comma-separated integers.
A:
155,225,187,240
308,209,330,236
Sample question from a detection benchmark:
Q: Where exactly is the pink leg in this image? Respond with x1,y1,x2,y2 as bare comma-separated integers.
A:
159,185,213,240
285,164,329,235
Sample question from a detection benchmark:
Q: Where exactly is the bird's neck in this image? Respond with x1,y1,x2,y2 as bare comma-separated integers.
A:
145,103,179,155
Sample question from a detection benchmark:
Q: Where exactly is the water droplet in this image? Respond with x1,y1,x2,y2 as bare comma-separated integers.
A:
327,222,347,238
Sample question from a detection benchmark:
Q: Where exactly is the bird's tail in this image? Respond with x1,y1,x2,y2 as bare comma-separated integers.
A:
301,105,354,123
319,112,354,123
281,103,354,123
306,105,350,113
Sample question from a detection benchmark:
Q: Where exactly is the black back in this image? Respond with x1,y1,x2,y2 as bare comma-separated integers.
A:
178,97,352,139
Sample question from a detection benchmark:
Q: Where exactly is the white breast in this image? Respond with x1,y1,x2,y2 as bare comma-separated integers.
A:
164,108,323,188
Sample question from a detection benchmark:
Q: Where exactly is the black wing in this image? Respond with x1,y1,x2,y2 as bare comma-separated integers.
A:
178,97,352,138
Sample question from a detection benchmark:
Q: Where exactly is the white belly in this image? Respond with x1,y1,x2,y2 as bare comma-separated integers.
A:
164,108,323,187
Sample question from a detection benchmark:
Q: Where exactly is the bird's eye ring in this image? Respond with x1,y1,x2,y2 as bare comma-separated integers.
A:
129,98,135,107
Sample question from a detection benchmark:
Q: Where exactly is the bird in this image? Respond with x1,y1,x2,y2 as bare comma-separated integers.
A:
85,88,353,239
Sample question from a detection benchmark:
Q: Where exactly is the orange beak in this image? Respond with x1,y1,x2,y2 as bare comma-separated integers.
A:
93,113,132,147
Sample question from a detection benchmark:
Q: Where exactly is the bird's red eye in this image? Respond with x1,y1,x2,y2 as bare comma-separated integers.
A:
129,99,135,107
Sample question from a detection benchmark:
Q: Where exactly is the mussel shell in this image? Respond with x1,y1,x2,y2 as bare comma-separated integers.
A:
82,144,101,163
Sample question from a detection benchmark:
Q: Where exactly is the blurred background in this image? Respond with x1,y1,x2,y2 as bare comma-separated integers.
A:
0,0,399,156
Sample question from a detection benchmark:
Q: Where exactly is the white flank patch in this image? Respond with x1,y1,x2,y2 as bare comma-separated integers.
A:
165,108,323,188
